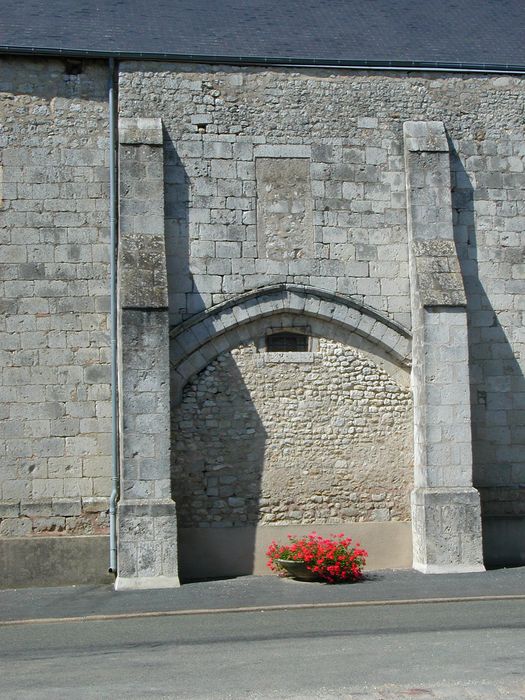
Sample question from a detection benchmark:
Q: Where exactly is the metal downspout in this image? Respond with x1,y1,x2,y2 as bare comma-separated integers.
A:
108,57,119,574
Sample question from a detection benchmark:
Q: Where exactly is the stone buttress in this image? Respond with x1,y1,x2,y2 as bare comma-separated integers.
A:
115,117,180,589
404,121,484,573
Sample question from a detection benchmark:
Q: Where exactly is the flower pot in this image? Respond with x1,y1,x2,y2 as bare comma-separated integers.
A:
274,559,319,582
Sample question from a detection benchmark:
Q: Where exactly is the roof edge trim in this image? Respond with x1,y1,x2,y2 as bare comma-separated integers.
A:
1,45,525,75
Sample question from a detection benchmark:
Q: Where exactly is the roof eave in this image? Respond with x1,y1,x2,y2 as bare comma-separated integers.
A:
1,45,525,75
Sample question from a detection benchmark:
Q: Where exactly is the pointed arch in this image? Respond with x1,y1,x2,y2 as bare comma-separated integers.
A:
170,284,411,398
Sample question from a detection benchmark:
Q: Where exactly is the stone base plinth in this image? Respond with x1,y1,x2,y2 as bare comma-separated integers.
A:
115,575,180,590
178,521,413,579
116,499,180,590
411,487,485,574
0,535,114,589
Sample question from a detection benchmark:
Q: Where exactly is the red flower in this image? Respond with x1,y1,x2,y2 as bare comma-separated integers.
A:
266,532,367,583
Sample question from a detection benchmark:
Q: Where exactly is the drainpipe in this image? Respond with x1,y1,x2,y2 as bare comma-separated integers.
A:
108,57,119,574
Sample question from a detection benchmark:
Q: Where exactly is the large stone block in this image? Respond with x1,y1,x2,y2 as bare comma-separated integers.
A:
411,487,484,573
404,121,449,153
115,500,180,589
119,117,163,145
256,158,314,261
119,234,169,308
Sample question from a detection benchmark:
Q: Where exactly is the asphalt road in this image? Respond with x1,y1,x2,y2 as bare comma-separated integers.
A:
1,600,524,699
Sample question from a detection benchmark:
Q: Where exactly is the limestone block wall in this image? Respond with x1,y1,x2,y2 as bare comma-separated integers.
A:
172,339,413,527
0,55,523,565
450,133,525,524
118,63,413,329
0,57,111,536
120,62,525,528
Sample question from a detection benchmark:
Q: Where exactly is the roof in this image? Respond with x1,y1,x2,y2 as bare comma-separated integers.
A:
2,0,525,71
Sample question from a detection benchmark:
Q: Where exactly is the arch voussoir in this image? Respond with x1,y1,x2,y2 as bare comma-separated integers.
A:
170,283,411,390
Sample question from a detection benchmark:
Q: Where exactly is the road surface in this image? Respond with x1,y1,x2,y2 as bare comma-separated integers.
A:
1,599,524,698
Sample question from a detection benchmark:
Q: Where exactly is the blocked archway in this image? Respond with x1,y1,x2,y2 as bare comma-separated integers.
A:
170,285,414,578
170,284,411,399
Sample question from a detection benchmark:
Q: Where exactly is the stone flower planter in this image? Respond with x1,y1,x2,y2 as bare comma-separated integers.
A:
274,559,319,582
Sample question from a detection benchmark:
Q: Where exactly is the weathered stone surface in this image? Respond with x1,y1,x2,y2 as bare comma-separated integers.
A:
412,487,485,572
119,117,163,145
256,157,314,261
79,497,107,515
404,121,484,572
0,517,32,536
412,239,467,307
404,121,449,153
116,499,180,588
0,57,111,529
52,499,82,516
20,499,53,516
119,117,168,312
120,310,171,500
1,57,524,579
0,502,20,518
119,234,169,308
173,338,413,527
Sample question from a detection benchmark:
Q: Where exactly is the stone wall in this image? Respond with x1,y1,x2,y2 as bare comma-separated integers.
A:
172,339,413,527
0,56,524,567
119,64,412,329
120,62,525,524
451,140,525,522
0,57,111,537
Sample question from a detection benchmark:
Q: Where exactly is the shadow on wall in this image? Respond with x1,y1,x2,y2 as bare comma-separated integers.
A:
171,353,267,582
0,57,109,101
164,136,413,580
164,132,193,327
163,135,267,580
169,335,413,581
451,150,525,568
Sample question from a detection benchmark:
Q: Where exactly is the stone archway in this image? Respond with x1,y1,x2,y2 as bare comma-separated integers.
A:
170,284,414,578
115,117,484,589
170,283,412,397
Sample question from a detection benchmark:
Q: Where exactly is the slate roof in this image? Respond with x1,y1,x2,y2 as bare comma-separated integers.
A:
1,0,525,71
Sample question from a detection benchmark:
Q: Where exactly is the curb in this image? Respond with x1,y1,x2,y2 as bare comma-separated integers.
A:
2,593,525,626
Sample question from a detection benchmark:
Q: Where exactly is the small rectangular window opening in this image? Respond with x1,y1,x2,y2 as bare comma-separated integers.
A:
266,332,309,353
